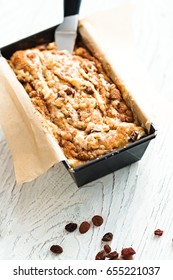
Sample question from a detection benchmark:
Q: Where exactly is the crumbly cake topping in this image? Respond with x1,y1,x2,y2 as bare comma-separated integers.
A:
9,42,146,167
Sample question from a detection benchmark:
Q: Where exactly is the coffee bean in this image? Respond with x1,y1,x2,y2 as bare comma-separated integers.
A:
79,221,90,234
65,222,77,232
92,215,103,227
102,232,113,242
50,245,63,254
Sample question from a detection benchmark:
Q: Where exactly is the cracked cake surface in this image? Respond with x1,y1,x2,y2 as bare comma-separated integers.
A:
8,42,146,167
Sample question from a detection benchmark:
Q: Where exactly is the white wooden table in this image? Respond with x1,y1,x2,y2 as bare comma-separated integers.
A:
0,0,173,260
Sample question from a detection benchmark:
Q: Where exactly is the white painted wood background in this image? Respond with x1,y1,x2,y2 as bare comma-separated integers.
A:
0,0,173,260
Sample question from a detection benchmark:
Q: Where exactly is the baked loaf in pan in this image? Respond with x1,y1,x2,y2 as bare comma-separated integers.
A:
8,42,146,168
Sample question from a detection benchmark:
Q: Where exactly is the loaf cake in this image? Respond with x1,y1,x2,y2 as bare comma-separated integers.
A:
8,42,146,168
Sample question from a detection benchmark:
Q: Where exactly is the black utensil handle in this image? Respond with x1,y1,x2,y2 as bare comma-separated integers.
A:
64,0,82,17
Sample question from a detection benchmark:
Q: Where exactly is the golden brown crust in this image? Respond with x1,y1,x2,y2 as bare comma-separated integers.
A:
9,43,146,167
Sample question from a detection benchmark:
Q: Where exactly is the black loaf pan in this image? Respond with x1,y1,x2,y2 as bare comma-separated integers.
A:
0,25,157,187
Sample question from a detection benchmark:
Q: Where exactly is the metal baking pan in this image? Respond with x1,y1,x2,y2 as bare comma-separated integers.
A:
0,25,157,187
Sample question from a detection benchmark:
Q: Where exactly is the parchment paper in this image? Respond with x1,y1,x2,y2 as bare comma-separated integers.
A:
0,3,154,184
0,57,66,183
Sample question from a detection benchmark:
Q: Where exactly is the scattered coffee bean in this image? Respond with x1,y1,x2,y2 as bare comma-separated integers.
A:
92,215,103,227
102,232,113,242
121,247,136,260
79,221,90,234
50,245,63,255
154,229,163,236
104,244,111,254
95,250,106,260
65,222,77,232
